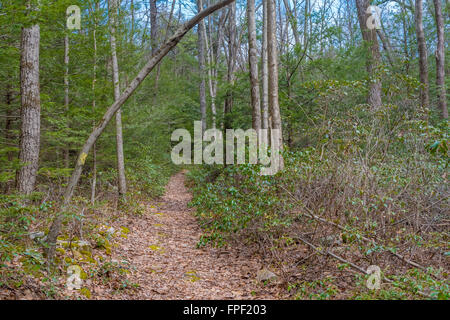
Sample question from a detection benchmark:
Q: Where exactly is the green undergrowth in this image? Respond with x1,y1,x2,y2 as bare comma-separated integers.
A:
0,161,177,299
188,103,448,300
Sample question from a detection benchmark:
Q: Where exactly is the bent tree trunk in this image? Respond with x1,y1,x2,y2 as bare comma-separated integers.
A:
45,0,236,262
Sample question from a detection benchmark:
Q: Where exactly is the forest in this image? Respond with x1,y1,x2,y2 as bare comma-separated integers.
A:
0,0,448,301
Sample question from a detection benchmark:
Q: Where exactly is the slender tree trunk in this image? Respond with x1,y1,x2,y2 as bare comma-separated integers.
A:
46,0,236,263
355,0,382,109
150,0,158,55
197,0,207,133
207,9,226,129
130,0,135,40
346,0,355,46
283,0,300,48
109,0,127,198
64,34,70,168
204,17,217,129
377,29,394,67
267,0,284,169
401,1,410,74
17,23,41,195
414,0,430,109
433,0,448,118
91,1,100,205
154,0,176,95
247,0,261,132
304,0,310,56
224,3,237,130
261,0,269,146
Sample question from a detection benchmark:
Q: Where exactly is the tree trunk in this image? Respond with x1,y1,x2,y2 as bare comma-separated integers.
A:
150,0,158,55
283,0,300,48
109,0,127,197
224,2,237,129
304,0,310,56
197,0,207,133
64,34,70,168
91,1,100,205
355,0,382,109
433,0,448,118
224,2,237,130
414,0,430,109
45,0,236,263
401,1,410,74
154,0,176,96
247,0,261,132
267,0,284,169
261,0,269,146
17,23,41,195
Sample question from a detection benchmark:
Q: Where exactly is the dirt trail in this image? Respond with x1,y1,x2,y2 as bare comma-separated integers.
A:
102,171,281,299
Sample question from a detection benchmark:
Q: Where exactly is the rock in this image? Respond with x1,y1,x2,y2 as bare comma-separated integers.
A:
29,232,45,241
256,269,277,282
57,240,91,250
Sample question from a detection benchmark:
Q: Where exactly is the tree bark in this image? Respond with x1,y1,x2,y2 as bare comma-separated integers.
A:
304,0,310,56
17,23,41,195
109,0,127,197
224,2,237,130
46,0,236,263
355,0,382,109
433,0,448,118
261,0,269,146
150,0,158,55
91,1,100,205
64,34,70,168
154,0,176,96
414,0,430,109
267,0,284,169
247,0,261,132
197,0,207,133
283,0,300,48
